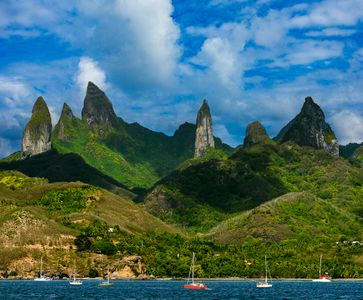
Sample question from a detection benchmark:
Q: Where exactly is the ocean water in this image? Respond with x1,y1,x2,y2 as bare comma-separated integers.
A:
0,280,362,300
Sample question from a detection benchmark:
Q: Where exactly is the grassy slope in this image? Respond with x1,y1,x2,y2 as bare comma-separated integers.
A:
143,141,363,232
208,192,362,244
0,150,135,199
0,171,175,247
0,170,177,276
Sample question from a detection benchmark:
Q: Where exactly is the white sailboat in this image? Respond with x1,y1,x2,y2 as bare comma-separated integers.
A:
183,252,208,290
34,256,51,281
99,268,113,287
256,255,272,288
69,260,83,285
312,254,331,282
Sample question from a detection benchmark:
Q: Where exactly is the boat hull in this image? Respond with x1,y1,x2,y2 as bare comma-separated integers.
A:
256,283,272,288
34,277,51,281
99,282,113,287
312,278,331,282
184,284,209,290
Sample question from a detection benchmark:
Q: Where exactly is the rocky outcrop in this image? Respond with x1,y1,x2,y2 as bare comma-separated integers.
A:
275,97,339,157
194,99,215,157
244,121,269,148
22,97,52,158
53,103,74,140
81,81,117,133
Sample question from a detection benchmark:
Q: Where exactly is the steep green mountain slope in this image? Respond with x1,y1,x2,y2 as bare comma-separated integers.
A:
143,141,363,231
351,146,363,166
340,142,363,158
50,82,233,190
208,192,362,244
0,150,134,198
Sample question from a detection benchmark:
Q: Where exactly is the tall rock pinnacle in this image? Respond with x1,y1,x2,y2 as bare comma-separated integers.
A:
194,99,215,157
22,96,52,158
275,96,339,156
244,121,269,148
81,81,117,132
53,103,74,141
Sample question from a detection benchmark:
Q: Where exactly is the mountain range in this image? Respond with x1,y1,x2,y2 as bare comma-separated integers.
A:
0,84,362,279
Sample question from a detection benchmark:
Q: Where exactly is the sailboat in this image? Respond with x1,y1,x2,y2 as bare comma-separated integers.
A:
183,252,208,290
99,268,113,287
69,260,83,285
312,254,331,282
256,255,272,288
34,256,51,281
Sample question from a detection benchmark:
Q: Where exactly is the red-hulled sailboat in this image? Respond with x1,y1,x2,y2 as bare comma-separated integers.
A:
183,252,209,290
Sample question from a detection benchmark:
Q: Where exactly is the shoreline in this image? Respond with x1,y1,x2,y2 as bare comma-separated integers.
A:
1,277,363,282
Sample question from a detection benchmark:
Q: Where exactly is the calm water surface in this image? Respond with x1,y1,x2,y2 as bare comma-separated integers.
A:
0,280,362,299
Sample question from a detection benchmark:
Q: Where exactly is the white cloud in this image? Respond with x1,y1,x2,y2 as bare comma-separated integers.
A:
291,0,363,28
192,37,241,88
272,39,343,67
0,76,31,107
331,110,363,144
62,0,181,93
75,57,107,92
306,28,356,37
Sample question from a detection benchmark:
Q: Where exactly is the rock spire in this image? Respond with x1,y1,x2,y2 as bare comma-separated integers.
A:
194,99,215,157
22,96,52,158
81,81,117,132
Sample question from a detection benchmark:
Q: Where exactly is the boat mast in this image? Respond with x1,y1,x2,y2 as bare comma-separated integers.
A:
265,255,268,283
73,260,76,281
319,254,322,278
40,256,43,278
192,252,195,284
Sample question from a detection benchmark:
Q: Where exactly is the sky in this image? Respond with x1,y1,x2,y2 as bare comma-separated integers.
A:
1,0,363,157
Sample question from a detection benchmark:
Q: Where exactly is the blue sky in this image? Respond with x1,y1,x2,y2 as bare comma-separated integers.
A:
1,0,363,157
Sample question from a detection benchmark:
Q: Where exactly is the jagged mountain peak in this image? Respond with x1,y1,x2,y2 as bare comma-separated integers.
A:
53,103,77,141
32,96,49,114
198,99,211,118
22,96,52,158
81,81,117,131
243,121,269,148
60,102,73,119
275,96,339,157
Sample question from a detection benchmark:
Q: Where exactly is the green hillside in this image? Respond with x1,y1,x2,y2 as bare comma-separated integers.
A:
52,117,233,190
143,141,363,232
0,150,134,199
0,170,176,278
208,192,362,244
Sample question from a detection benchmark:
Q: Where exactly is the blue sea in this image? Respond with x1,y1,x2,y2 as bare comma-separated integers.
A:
0,280,362,299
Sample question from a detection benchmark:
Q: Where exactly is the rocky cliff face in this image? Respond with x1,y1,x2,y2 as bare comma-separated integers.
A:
53,103,74,140
22,97,52,158
81,81,117,133
244,121,269,148
194,99,215,157
275,97,339,157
